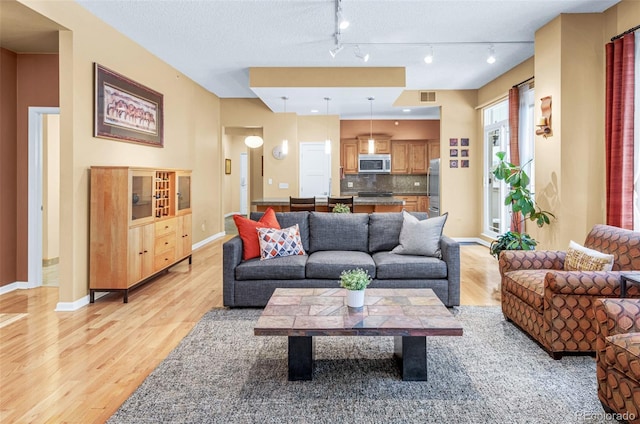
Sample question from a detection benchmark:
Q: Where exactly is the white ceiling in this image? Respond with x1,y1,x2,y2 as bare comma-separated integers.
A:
75,0,619,119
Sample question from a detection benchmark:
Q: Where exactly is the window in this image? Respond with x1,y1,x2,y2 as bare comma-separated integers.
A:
484,100,509,235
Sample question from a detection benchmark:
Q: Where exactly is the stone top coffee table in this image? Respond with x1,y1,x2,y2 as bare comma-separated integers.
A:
254,287,463,381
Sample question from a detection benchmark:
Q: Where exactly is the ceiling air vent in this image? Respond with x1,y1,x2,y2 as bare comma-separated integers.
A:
420,91,436,102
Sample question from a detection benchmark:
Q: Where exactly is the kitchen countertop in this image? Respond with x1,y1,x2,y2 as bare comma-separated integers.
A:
251,196,404,206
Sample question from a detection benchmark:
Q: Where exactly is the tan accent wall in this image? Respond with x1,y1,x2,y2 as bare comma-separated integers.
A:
43,114,60,262
395,90,479,237
477,57,534,107
0,48,18,286
19,0,221,303
250,67,405,87
220,98,341,199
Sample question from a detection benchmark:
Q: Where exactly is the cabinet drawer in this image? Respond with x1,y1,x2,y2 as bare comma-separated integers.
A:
155,218,176,237
155,232,176,253
154,250,176,271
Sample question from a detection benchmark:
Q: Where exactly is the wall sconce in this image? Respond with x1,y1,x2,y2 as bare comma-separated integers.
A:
536,96,552,138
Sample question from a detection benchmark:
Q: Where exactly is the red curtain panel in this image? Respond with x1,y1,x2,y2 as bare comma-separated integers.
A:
605,35,635,229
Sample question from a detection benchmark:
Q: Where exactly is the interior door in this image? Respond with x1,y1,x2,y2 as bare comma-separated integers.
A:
240,153,248,215
299,142,331,197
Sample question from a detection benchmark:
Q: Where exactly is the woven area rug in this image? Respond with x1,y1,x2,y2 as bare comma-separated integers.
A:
109,306,616,423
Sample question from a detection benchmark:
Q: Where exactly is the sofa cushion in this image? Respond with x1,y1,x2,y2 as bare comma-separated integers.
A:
502,270,546,313
372,251,447,279
234,207,280,260
368,212,428,252
251,211,310,252
564,240,614,271
305,251,376,279
391,211,448,258
308,212,369,253
235,254,307,280
257,224,306,260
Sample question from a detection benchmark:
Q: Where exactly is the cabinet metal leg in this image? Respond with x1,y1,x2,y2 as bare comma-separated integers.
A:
123,290,129,303
90,290,95,303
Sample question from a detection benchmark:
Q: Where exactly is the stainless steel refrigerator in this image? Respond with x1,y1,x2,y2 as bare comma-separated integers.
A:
427,158,440,217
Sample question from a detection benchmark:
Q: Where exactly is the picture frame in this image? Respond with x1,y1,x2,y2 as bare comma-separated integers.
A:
461,160,469,168
449,138,458,146
450,149,458,157
461,138,470,146
450,160,458,168
461,149,469,157
94,63,164,147
225,158,232,175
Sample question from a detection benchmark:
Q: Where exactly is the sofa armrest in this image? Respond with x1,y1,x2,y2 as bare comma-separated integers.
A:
498,250,566,276
545,271,623,296
222,236,243,307
594,298,640,340
440,235,460,306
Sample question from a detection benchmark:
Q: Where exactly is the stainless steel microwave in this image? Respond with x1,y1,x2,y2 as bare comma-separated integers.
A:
358,154,391,173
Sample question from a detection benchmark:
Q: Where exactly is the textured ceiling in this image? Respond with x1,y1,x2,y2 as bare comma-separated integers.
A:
49,1,627,118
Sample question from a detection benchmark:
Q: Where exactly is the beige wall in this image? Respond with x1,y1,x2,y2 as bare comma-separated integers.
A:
395,90,478,237
221,98,341,199
340,119,440,140
21,0,221,303
43,114,60,262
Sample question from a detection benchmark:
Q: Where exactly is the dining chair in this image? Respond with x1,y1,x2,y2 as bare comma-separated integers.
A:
289,196,316,212
327,196,354,212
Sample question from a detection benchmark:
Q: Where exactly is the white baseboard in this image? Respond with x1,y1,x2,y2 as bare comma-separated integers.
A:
0,281,30,295
452,237,490,247
55,296,90,311
193,231,226,250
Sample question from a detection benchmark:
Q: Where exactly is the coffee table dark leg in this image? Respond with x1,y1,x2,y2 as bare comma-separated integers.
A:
288,336,314,381
394,336,427,381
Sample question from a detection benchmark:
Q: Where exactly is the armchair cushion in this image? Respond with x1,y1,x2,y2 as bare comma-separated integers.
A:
502,269,546,312
606,333,640,381
565,240,614,271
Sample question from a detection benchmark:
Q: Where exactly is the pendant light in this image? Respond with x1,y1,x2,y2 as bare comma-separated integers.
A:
281,96,288,155
324,97,332,155
368,97,375,154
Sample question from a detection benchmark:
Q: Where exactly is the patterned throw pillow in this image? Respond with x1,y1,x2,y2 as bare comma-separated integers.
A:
257,224,306,260
564,240,614,271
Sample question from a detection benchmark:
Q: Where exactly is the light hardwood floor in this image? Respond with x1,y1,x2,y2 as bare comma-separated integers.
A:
0,239,500,423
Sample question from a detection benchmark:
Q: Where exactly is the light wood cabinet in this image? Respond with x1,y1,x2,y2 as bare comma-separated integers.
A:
90,166,193,303
397,195,429,212
341,139,359,174
418,196,429,212
357,135,391,154
428,140,440,161
391,140,431,174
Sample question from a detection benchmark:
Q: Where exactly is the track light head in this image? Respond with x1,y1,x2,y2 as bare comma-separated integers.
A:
354,45,369,62
487,45,496,64
329,44,343,58
337,10,349,30
424,46,434,64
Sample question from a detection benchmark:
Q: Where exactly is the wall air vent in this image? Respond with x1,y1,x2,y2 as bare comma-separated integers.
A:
420,91,436,102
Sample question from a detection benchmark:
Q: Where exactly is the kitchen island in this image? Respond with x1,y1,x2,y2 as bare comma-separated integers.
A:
251,196,404,213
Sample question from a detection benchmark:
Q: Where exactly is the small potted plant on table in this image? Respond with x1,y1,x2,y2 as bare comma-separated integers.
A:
339,268,372,308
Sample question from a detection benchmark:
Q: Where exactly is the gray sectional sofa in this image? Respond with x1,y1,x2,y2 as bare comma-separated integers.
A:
222,211,460,307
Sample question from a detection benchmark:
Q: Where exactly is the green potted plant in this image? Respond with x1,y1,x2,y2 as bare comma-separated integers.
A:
332,203,351,213
490,151,554,259
339,268,372,308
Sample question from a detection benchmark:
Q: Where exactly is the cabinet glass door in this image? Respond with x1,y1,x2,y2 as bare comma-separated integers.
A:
177,174,191,212
131,172,154,222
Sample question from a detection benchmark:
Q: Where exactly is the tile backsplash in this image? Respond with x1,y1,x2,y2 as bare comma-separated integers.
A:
340,174,428,195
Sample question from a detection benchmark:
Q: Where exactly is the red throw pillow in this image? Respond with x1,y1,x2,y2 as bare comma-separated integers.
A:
233,208,280,260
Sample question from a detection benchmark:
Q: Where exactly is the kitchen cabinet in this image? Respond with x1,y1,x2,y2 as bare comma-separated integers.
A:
357,135,391,154
89,166,193,303
341,139,359,174
428,140,440,161
397,195,429,212
418,196,429,212
391,141,427,174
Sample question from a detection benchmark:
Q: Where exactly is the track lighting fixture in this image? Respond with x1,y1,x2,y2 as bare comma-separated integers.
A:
487,45,496,64
424,45,434,64
337,2,349,30
329,44,343,58
354,45,369,62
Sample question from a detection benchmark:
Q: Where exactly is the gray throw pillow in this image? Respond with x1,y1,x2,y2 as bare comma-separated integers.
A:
391,211,448,258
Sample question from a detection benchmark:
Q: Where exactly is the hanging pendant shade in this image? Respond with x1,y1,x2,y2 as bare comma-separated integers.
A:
244,135,264,148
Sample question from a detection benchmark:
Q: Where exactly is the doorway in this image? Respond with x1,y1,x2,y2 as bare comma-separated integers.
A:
299,142,331,197
28,107,60,288
240,153,248,215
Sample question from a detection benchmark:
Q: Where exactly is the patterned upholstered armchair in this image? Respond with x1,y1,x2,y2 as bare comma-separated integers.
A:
499,224,640,359
594,298,640,422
